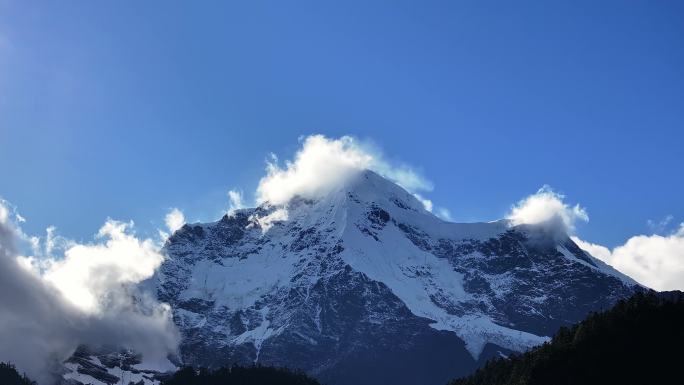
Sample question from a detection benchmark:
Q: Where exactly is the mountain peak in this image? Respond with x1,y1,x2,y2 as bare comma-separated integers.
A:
151,168,639,385
258,169,428,214
339,169,429,211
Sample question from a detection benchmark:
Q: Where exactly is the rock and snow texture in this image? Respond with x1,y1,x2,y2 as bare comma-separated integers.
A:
151,170,637,385
59,346,176,385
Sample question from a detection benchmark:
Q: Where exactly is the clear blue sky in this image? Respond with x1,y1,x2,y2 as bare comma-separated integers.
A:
1,1,682,247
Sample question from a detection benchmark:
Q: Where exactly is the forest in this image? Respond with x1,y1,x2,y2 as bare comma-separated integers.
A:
0,362,35,385
161,365,321,385
450,291,684,385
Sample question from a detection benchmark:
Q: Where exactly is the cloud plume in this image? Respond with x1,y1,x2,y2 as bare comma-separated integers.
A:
0,199,179,384
507,185,588,233
164,208,186,234
159,208,186,240
227,189,244,213
256,135,435,209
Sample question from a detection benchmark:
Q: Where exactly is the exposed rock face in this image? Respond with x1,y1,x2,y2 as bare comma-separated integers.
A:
154,171,637,385
60,346,172,385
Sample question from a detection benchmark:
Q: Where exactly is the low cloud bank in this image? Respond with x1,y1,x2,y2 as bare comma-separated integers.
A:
0,199,179,384
572,225,684,291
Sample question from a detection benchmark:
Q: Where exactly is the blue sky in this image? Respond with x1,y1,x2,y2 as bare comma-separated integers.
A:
1,0,682,248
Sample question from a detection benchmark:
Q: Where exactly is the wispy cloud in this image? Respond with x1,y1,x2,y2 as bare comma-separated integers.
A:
158,207,186,241
227,189,244,214
646,215,674,235
435,207,453,221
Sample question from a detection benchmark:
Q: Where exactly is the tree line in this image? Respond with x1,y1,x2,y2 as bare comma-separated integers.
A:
162,365,322,385
449,290,684,385
0,362,35,385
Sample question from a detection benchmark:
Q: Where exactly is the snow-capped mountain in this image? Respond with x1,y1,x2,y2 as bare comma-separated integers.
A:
148,170,637,385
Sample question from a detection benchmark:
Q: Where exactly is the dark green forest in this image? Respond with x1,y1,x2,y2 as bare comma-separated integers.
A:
161,365,321,385
0,362,35,385
450,291,684,385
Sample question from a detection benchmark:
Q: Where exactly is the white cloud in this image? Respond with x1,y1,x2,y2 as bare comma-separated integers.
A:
412,193,433,212
42,220,166,314
44,225,72,257
507,185,588,233
436,207,453,222
45,225,58,255
570,236,613,262
0,202,8,223
159,208,186,241
256,135,433,206
249,208,289,233
227,189,244,213
164,208,185,234
372,159,434,193
647,215,674,234
256,136,372,205
0,199,179,384
573,224,684,291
